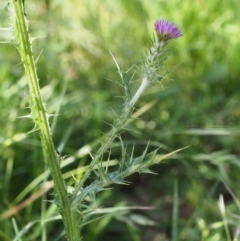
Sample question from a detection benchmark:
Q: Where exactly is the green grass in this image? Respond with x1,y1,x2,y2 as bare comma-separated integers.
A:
1,0,240,240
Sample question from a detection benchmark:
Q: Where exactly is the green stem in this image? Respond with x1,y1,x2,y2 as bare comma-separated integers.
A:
72,77,146,203
9,1,79,240
72,105,132,203
72,41,167,200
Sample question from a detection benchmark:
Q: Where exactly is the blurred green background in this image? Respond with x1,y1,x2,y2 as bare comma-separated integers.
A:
1,0,240,240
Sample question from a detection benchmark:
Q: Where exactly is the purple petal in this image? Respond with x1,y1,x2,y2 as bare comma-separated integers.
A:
154,19,182,41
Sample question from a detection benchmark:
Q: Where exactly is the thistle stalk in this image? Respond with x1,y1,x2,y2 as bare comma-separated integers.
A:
7,1,183,238
8,1,79,240
72,20,183,206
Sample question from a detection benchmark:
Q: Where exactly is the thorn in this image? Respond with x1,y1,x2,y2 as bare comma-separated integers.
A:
104,150,111,174
29,36,46,42
46,113,61,118
34,49,43,65
0,27,12,31
131,144,135,164
15,61,24,67
102,120,113,127
17,114,32,119
76,208,86,219
0,40,11,44
71,172,77,182
89,152,94,160
110,108,117,117
109,50,121,73
27,126,39,134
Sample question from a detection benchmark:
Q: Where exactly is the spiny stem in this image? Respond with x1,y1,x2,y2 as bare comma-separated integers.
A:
9,1,79,240
72,75,147,203
72,46,162,202
72,105,131,203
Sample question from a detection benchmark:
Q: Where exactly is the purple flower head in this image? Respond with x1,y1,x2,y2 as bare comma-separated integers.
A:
154,19,182,42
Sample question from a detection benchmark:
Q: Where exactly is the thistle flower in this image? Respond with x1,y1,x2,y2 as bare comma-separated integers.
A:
154,19,182,42
136,19,182,94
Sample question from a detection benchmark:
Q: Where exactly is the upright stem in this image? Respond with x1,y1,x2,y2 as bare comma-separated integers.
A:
72,76,148,203
9,1,79,240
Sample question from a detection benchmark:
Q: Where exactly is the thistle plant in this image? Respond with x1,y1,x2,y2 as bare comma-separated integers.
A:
4,1,184,240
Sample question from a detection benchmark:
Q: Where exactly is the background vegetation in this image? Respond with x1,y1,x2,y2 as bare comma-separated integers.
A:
0,0,240,240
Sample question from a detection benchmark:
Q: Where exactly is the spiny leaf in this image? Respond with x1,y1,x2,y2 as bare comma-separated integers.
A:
154,146,189,164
